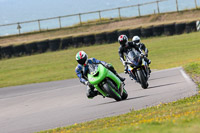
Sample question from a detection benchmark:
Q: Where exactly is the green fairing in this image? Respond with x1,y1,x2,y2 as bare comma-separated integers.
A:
107,70,121,89
87,64,121,96
88,64,107,85
94,85,107,97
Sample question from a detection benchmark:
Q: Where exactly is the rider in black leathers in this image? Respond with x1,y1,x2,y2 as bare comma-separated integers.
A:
132,35,151,72
132,35,150,59
118,35,151,79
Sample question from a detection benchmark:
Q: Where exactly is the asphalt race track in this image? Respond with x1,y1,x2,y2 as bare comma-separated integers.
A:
0,67,198,133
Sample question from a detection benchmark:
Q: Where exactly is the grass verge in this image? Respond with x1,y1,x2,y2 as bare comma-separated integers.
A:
38,61,200,133
184,61,200,88
0,32,200,88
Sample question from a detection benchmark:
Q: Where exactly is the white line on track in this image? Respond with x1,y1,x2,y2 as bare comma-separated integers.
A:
180,69,192,83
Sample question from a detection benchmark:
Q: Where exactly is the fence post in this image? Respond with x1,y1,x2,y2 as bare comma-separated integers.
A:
118,8,121,20
138,4,141,16
157,1,160,14
38,20,41,31
98,11,102,22
176,0,179,12
17,23,21,34
79,13,82,25
58,17,62,28
194,0,198,9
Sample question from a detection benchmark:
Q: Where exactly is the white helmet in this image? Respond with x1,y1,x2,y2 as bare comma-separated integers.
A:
132,36,140,45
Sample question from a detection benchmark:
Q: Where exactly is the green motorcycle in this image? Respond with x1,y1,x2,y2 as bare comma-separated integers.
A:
87,63,128,101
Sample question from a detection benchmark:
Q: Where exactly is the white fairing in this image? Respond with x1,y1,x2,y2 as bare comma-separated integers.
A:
197,21,200,31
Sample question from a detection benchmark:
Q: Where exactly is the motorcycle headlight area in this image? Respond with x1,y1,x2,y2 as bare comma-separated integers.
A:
91,71,99,76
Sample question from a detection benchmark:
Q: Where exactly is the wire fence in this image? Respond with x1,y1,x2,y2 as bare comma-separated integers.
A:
0,0,199,36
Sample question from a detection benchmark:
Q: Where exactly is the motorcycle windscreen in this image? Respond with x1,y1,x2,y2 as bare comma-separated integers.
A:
88,63,99,75
127,51,141,66
87,64,107,85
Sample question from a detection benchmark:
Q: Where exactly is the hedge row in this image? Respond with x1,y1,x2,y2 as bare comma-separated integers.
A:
0,21,197,59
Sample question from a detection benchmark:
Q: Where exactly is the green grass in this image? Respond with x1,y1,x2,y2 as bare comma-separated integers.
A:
38,61,200,133
0,32,200,88
184,61,200,75
184,61,200,88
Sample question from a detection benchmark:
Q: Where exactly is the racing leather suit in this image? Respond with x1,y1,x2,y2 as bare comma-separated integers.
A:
137,42,149,57
75,58,124,98
118,42,141,66
118,42,150,79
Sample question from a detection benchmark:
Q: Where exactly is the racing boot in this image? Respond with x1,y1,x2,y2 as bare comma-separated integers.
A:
116,74,126,82
149,67,151,74
148,60,151,65
86,85,98,99
129,72,137,81
144,57,151,65
129,73,134,80
124,66,128,74
108,65,126,82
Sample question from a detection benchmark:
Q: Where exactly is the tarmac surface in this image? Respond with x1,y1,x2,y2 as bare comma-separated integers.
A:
0,67,198,133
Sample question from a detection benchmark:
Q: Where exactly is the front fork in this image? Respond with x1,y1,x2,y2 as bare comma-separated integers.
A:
97,79,124,97
119,82,124,95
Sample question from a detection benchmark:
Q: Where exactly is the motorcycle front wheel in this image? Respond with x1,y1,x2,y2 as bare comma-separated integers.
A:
121,89,128,100
103,79,122,101
137,69,148,89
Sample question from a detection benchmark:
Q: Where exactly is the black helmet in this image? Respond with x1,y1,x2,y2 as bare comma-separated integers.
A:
118,35,128,46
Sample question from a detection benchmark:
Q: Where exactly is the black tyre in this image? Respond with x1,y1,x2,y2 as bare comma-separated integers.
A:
61,36,73,49
83,34,95,46
37,40,49,53
106,30,118,44
103,79,121,101
141,26,153,38
137,69,148,89
128,27,141,39
185,21,196,33
1,45,14,58
49,38,61,51
0,46,2,59
72,35,84,47
164,23,175,36
175,22,186,34
95,32,107,44
153,25,164,36
13,44,26,57
117,29,129,38
121,89,128,100
25,42,38,55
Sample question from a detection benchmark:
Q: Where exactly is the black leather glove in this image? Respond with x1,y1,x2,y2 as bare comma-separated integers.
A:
85,81,93,88
105,63,112,68
124,66,128,74
84,81,89,85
